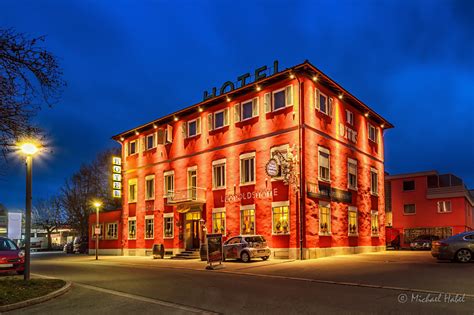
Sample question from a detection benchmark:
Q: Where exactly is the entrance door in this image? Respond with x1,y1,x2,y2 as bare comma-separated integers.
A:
185,212,201,250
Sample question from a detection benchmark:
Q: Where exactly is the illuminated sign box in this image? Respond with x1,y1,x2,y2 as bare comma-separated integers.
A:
112,156,122,198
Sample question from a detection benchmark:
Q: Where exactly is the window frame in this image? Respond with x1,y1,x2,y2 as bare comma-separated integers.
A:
348,206,358,236
212,208,226,235
105,222,118,240
240,205,256,235
346,109,354,125
145,174,155,200
368,123,378,143
403,180,415,191
347,158,358,190
317,91,329,115
272,201,290,235
144,215,154,239
272,87,289,112
128,140,138,156
240,99,256,121
403,204,416,215
128,178,138,203
212,159,226,190
213,109,226,130
128,217,137,240
371,210,379,237
146,133,156,150
163,170,174,198
318,147,331,183
91,223,104,240
187,118,198,138
163,213,174,239
437,201,452,213
240,152,256,186
370,167,378,196
318,201,331,236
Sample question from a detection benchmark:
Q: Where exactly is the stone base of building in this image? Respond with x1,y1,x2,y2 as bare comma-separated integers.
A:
121,248,182,256
302,245,386,260
88,249,123,256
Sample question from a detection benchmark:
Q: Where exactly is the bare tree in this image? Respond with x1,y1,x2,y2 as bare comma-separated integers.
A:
0,28,65,162
33,196,64,250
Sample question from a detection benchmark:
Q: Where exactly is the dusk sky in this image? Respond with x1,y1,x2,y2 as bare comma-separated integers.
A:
1,0,473,211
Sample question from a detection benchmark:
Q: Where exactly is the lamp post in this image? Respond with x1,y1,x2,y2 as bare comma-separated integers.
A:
19,142,39,281
93,201,102,260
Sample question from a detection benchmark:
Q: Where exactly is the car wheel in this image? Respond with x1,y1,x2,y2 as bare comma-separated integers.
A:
241,251,250,263
455,249,472,263
261,256,269,261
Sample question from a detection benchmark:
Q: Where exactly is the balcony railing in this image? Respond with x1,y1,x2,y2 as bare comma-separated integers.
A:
166,187,207,205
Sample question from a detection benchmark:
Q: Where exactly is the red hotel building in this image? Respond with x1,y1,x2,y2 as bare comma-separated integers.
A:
385,171,474,248
112,60,393,259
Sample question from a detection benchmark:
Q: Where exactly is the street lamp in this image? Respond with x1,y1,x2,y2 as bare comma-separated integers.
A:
19,141,40,281
93,201,102,260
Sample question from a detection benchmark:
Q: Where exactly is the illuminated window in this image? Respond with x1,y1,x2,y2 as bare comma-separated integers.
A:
128,140,137,155
106,223,118,240
319,202,331,235
404,204,416,215
370,168,378,195
91,224,104,240
164,171,174,198
212,159,226,189
348,207,358,236
128,218,136,240
145,217,154,239
163,213,174,238
346,110,354,125
318,147,330,182
240,207,255,235
368,123,378,143
348,158,357,190
403,180,415,191
145,175,155,200
240,152,256,185
272,202,290,235
146,134,155,150
371,211,379,236
128,178,137,203
437,201,452,213
212,208,226,235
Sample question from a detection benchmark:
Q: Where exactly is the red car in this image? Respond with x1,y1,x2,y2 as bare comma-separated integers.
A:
0,237,25,275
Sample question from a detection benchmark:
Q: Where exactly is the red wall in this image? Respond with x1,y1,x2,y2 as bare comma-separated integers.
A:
89,210,122,250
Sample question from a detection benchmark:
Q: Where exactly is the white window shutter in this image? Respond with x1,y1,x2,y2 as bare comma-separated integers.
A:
315,88,320,110
208,113,213,132
140,137,145,152
285,85,293,107
154,132,158,147
264,93,271,113
328,97,333,117
224,108,229,126
124,141,129,156
157,129,165,145
252,97,259,117
166,125,173,143
196,117,201,135
234,104,241,123
182,122,187,138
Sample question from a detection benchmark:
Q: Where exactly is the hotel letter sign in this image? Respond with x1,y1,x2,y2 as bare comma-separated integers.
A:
112,156,122,198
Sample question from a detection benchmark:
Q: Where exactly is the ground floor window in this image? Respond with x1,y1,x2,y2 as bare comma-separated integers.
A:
371,211,379,236
348,206,358,236
106,223,118,239
128,218,136,240
91,224,104,239
145,217,154,239
164,213,174,238
212,208,226,235
319,202,331,235
241,208,255,235
272,202,290,235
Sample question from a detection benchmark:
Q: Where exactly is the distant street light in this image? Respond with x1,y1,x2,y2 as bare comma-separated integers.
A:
18,141,40,281
93,201,102,260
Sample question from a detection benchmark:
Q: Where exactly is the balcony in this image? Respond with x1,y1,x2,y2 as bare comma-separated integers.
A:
166,187,207,205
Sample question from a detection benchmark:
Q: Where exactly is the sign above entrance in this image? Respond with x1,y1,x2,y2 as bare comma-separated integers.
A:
307,182,352,203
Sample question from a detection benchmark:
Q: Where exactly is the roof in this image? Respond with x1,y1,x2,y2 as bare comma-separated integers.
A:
112,60,394,141
385,171,438,180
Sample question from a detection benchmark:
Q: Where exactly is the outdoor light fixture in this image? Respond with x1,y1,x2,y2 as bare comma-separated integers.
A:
198,107,203,113
312,76,318,82
174,116,178,121
134,130,139,135
289,73,295,79
120,137,124,141
256,85,261,91
381,124,385,128
226,96,231,102
20,143,39,156
338,94,343,100
153,124,158,129
364,113,369,117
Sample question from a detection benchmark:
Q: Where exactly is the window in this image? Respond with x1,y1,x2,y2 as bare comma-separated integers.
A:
272,201,290,235
370,168,378,195
240,152,256,185
348,206,358,236
319,202,331,235
187,166,197,200
318,147,330,182
212,208,226,235
438,201,452,213
91,224,104,239
145,216,154,239
187,119,198,137
128,178,137,203
128,218,136,240
371,211,379,236
315,89,332,116
163,213,174,238
146,133,156,150
348,158,357,190
346,110,354,125
128,140,137,155
145,175,155,200
164,171,174,198
106,223,118,240
212,159,226,189
368,123,378,143
403,180,415,191
404,204,416,215
264,85,293,113
270,144,289,180
240,207,255,235
241,98,259,121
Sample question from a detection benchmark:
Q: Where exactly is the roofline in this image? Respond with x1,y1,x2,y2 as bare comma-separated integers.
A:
385,170,439,180
112,60,394,141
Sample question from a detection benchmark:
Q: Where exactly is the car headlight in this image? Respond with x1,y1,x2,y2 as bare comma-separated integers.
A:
18,251,25,258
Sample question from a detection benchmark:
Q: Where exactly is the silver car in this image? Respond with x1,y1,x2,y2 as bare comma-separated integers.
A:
223,235,271,263
431,231,474,263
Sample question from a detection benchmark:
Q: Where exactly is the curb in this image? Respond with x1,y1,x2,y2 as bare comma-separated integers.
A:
0,281,72,312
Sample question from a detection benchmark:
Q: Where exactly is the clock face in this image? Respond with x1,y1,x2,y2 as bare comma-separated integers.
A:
266,158,279,177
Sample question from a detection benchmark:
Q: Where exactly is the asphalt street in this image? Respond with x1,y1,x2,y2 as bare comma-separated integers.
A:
5,251,474,314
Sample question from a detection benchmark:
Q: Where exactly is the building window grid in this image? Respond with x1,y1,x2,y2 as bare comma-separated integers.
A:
128,179,137,203
348,207,358,236
348,159,357,190
240,209,255,235
146,134,155,150
404,204,416,215
437,201,452,213
212,161,226,189
145,217,154,239
106,223,118,240
319,203,331,235
272,205,290,235
163,214,174,238
91,224,104,240
128,219,136,240
164,171,174,198
368,123,378,143
145,175,155,200
240,154,256,185
370,168,378,195
318,148,330,182
212,209,226,235
371,211,379,236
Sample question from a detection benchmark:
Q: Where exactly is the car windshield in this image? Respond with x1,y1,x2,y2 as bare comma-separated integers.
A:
0,239,18,251
244,236,265,243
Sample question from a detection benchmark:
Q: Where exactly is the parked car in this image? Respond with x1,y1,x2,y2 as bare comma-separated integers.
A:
223,235,271,262
432,231,474,263
0,237,25,275
410,235,440,250
73,236,88,254
63,241,74,254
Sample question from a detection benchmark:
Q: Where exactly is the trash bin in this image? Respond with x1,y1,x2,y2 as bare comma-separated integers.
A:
200,243,207,261
152,244,165,259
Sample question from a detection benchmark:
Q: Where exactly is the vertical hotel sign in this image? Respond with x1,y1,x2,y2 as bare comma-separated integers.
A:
112,156,122,198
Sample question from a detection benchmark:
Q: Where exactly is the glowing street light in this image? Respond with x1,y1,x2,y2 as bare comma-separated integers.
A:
93,201,102,260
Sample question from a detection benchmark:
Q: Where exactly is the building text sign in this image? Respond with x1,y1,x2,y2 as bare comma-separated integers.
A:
307,182,352,203
221,188,278,203
112,156,122,198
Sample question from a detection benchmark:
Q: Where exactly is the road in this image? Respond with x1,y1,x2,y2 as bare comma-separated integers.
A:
5,251,474,314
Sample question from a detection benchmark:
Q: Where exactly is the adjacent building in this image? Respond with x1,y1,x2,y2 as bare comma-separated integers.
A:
111,60,393,259
385,171,474,247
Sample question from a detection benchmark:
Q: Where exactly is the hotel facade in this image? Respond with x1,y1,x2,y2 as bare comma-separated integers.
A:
110,60,393,259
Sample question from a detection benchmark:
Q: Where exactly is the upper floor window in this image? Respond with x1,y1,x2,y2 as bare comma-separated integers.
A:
146,133,156,150
315,89,333,116
403,180,415,191
240,152,256,185
186,118,201,138
212,159,226,190
163,170,174,198
318,147,330,182
347,158,357,190
346,110,354,125
128,140,138,155
368,123,378,143
404,204,416,215
437,201,452,213
128,178,137,203
145,175,155,200
370,167,378,195
208,108,229,131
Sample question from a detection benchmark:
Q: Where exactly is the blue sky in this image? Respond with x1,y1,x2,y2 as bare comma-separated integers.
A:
1,0,473,210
